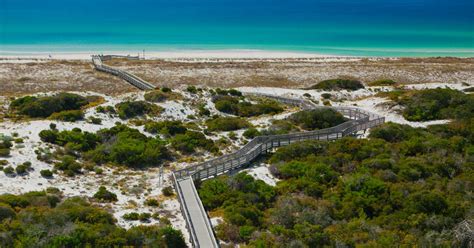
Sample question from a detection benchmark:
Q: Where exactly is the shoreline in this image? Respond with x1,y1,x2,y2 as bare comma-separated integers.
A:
0,49,340,61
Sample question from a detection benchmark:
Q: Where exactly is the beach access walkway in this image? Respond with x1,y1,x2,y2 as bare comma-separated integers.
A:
173,94,385,247
88,57,385,247
91,55,155,90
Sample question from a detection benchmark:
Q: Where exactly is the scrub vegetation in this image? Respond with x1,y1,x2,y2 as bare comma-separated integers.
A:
198,114,474,247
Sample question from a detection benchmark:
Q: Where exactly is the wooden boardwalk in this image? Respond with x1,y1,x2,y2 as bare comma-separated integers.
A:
173,94,385,247
91,55,156,90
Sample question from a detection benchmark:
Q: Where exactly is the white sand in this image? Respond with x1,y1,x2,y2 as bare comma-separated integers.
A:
0,49,346,61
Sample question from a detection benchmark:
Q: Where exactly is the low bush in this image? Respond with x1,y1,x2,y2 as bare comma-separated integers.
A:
15,164,28,175
40,169,53,178
55,155,82,176
0,191,186,247
123,212,140,220
145,198,160,207
10,92,89,118
144,89,181,102
308,79,364,91
321,93,332,99
89,116,102,124
40,124,171,168
171,131,218,154
243,128,261,139
186,85,198,94
144,120,187,136
398,88,474,121
94,186,117,202
213,95,284,117
289,109,346,130
115,101,162,119
162,186,174,197
48,110,84,122
368,79,398,86
3,166,14,175
206,117,251,132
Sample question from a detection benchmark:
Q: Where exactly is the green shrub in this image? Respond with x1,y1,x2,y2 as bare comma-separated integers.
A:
206,117,251,132
213,95,284,117
40,169,53,178
0,192,186,247
198,104,211,116
144,89,181,102
243,128,261,139
123,212,140,220
161,87,172,93
144,198,160,207
40,124,171,169
463,86,474,92
94,186,117,202
171,131,217,154
187,85,198,94
89,116,102,124
139,213,152,222
399,88,474,121
3,166,14,175
321,93,332,99
0,139,13,157
15,164,28,175
115,101,162,119
368,79,398,86
0,160,7,165
162,186,174,196
0,203,16,221
55,156,81,176
10,92,88,118
49,110,84,122
308,79,364,91
144,120,187,136
289,109,346,130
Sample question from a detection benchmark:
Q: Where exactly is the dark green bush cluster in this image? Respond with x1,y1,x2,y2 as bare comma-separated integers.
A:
9,92,89,118
96,105,116,114
397,88,474,121
215,88,243,97
289,108,347,130
206,116,251,132
198,173,276,243
93,186,117,202
171,131,218,154
199,120,473,247
0,191,186,247
213,95,284,117
243,128,261,139
0,137,13,157
55,155,82,176
144,89,181,103
48,109,84,122
368,79,398,86
144,120,187,136
39,124,171,168
260,119,300,136
115,101,162,119
123,212,152,222
15,161,32,175
308,79,365,91
186,85,198,94
463,86,474,92
40,169,53,178
162,186,174,196
39,127,100,152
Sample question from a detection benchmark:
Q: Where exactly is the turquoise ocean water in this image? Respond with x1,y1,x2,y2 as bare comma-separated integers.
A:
1,0,473,57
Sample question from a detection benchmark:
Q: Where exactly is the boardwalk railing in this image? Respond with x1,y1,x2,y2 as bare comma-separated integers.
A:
91,55,155,90
173,94,385,247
